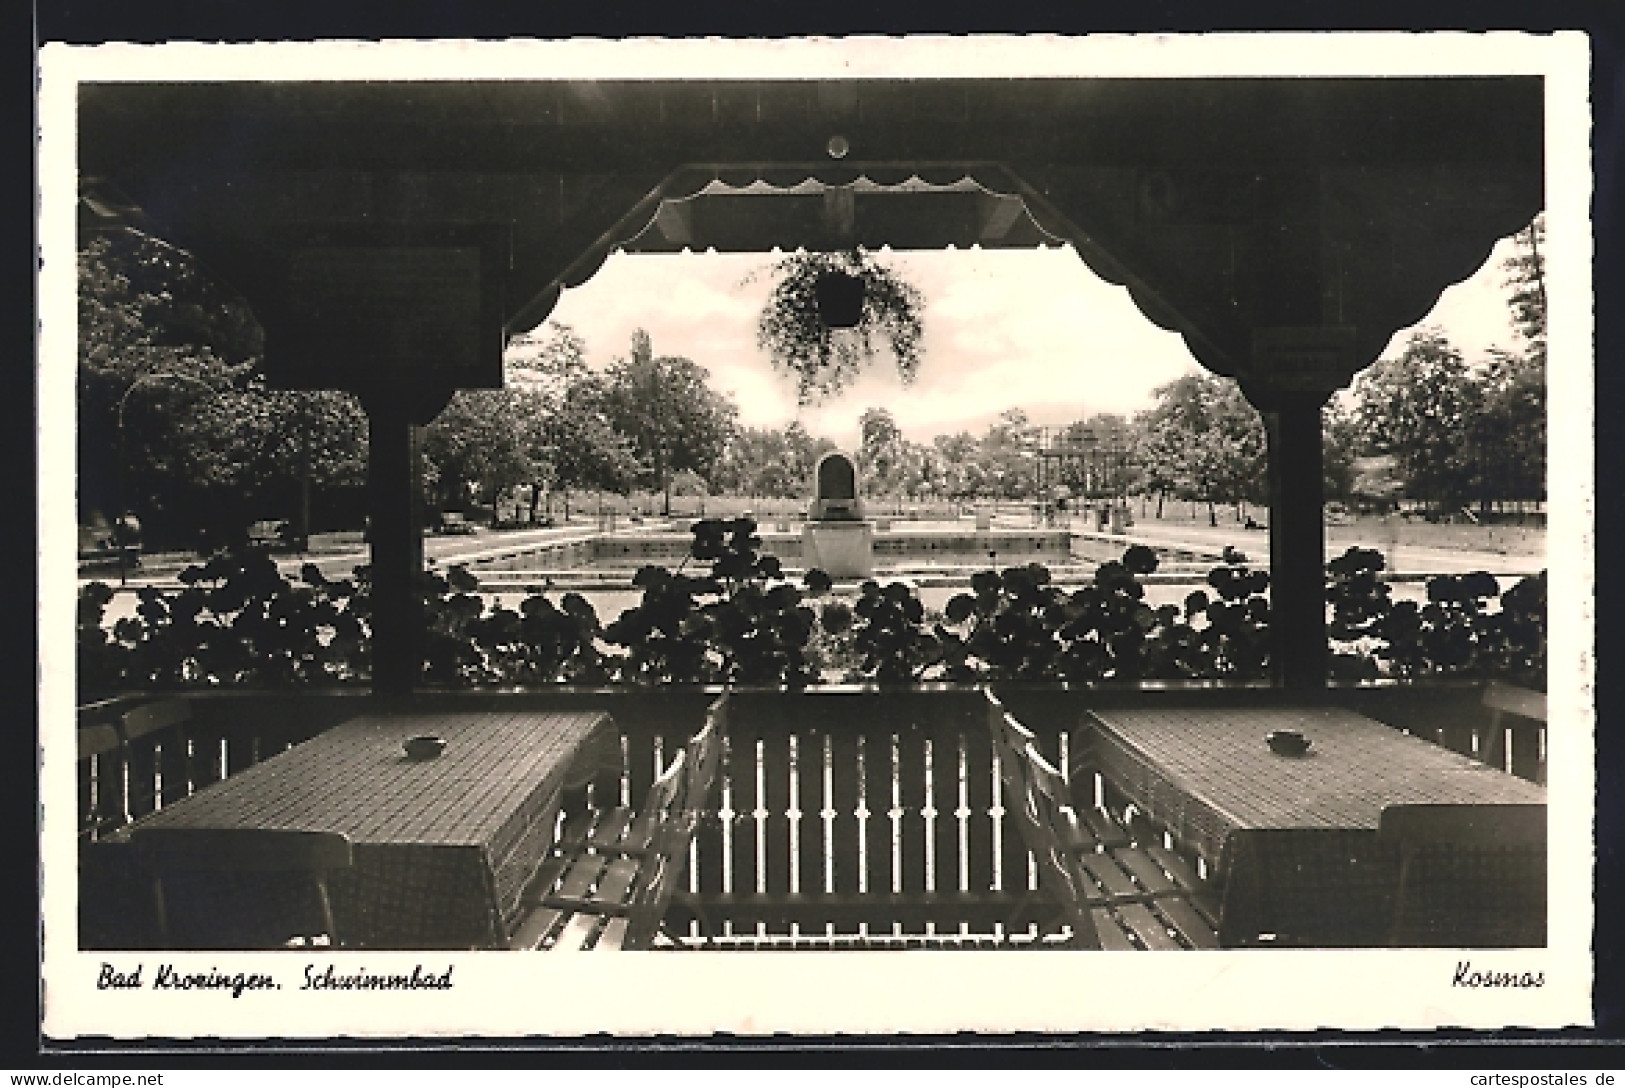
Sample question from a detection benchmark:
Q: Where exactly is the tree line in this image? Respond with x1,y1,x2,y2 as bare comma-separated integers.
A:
78,232,739,548
79,214,1545,550
1127,215,1547,523
1347,218,1546,516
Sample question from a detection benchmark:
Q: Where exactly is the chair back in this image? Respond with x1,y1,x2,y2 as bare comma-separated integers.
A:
1015,743,1102,948
683,693,730,815
1483,682,1547,724
78,724,122,762
79,699,195,838
121,698,192,743
620,751,696,949
641,749,690,822
984,690,1035,794
1480,681,1547,782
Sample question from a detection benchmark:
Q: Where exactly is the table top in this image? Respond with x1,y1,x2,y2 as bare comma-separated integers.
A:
1082,706,1546,837
134,709,619,847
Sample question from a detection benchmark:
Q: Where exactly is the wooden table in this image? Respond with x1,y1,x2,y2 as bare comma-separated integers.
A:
128,709,621,949
1077,706,1548,947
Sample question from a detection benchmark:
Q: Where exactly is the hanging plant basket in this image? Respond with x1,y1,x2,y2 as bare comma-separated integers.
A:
751,248,925,405
813,269,866,328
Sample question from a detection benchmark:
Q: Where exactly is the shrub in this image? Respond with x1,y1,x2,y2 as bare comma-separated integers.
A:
417,562,613,685
82,547,369,691
933,547,1270,682
78,539,1546,693
1326,547,1391,680
844,578,944,683
603,517,823,687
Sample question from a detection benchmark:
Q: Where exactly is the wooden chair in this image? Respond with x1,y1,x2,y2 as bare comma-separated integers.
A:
514,750,690,951
552,694,731,860
120,698,193,821
984,689,1220,951
78,699,193,839
516,692,733,951
1012,744,1106,948
1028,743,1217,950
77,724,125,841
1378,802,1547,947
131,827,352,949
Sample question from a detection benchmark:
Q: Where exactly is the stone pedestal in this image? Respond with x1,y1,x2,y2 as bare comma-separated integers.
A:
803,520,875,580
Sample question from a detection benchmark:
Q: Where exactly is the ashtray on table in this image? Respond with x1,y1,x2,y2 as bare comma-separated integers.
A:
1265,729,1311,757
403,735,447,761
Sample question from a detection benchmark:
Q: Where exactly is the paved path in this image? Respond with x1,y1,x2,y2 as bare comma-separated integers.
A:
1080,518,1544,577
81,523,609,589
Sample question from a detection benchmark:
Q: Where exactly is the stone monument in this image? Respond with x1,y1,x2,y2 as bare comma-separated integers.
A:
802,451,874,579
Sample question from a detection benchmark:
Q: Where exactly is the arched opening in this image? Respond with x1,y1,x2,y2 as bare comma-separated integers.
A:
75,76,1544,693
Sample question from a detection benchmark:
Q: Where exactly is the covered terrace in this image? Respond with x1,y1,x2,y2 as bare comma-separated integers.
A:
73,74,1549,951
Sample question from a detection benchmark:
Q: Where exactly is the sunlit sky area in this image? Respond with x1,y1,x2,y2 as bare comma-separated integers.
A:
541,237,1522,449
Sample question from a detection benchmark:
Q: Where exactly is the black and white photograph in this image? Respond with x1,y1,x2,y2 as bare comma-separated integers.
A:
38,33,1594,1037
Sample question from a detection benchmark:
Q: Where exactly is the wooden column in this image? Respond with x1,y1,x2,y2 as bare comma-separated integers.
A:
360,387,452,698
1250,387,1334,690
363,394,425,697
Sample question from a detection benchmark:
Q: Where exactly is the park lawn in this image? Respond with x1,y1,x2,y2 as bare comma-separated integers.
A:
1324,518,1546,557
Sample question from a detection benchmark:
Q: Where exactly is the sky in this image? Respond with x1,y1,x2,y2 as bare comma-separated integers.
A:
540,237,1523,450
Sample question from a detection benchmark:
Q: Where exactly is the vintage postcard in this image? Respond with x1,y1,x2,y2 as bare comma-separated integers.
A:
37,32,1595,1039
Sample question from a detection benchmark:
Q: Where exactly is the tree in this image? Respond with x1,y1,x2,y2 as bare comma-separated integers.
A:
980,408,1038,500
1058,414,1139,501
932,431,985,504
78,232,368,549
506,322,596,523
715,423,836,499
1473,349,1545,507
715,427,786,498
1348,454,1406,513
1135,374,1266,525
596,330,739,514
1352,329,1481,511
506,321,591,403
1351,219,1545,515
784,422,838,497
1503,213,1547,368
857,407,907,495
539,383,642,516
1472,214,1547,509
1321,399,1361,507
422,389,534,524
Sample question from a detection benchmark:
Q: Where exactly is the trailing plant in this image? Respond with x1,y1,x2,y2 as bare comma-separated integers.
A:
752,249,925,404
